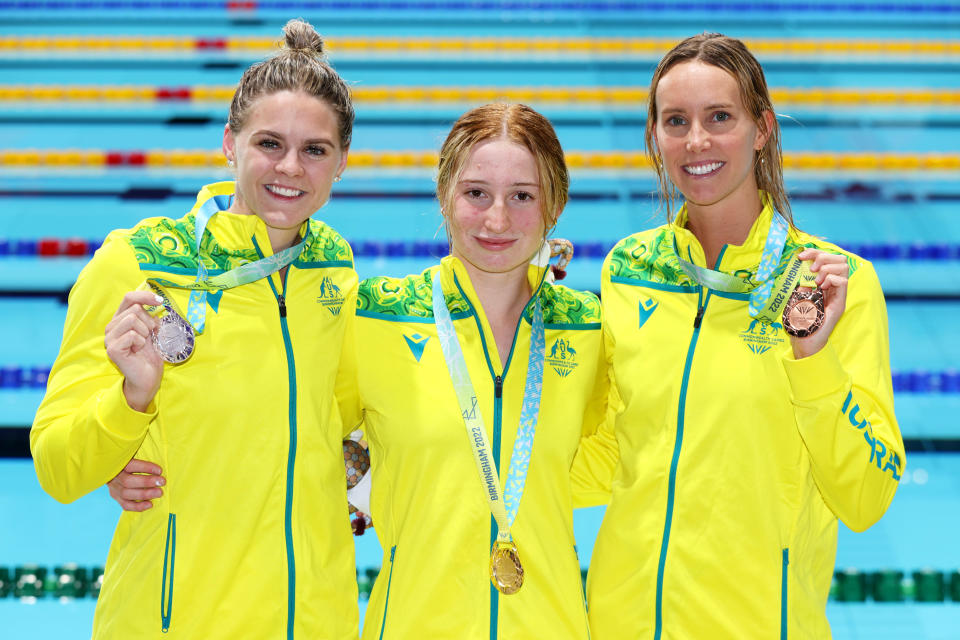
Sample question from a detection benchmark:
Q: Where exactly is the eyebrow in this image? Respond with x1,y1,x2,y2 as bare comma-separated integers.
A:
458,179,540,187
254,130,335,146
661,102,735,114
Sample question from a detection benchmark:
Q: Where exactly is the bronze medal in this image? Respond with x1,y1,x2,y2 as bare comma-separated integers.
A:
153,305,195,364
490,540,524,595
782,287,825,338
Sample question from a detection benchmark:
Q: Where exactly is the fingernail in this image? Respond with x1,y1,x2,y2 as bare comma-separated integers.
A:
154,295,163,303
156,478,164,486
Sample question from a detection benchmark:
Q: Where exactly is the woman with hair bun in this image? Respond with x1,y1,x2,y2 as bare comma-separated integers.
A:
579,33,904,639
32,19,360,639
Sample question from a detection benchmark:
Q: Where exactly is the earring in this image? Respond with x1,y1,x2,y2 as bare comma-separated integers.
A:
227,158,234,168
334,175,341,182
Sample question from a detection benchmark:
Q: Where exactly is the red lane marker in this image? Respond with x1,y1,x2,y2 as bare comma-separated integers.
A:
127,152,147,166
105,151,125,166
64,239,89,256
38,238,62,256
156,87,192,101
227,1,257,10
196,38,227,50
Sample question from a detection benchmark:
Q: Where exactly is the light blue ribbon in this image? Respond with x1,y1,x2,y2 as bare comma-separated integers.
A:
675,209,790,319
158,190,306,333
432,271,544,537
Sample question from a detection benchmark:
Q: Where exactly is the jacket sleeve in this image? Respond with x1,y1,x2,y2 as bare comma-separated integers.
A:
570,320,621,508
782,259,904,532
30,235,157,504
334,275,363,437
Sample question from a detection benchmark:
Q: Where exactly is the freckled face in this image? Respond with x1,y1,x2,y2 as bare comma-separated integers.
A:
446,138,546,278
654,61,769,212
222,90,348,247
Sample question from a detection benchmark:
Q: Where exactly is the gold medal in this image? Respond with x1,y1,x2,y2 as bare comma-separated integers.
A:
489,540,524,595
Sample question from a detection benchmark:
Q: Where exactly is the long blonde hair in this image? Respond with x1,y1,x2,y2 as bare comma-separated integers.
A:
645,33,790,223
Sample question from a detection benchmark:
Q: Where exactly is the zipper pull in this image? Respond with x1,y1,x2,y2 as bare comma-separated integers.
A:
693,304,705,329
278,294,287,318
494,375,503,399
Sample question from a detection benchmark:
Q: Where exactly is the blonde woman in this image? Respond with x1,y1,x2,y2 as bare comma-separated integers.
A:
32,19,360,639
581,33,904,639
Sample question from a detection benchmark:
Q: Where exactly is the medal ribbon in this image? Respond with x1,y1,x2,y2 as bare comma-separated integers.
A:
432,273,545,542
675,206,816,323
148,189,307,333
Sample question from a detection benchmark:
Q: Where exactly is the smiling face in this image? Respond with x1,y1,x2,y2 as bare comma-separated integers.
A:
446,138,546,280
654,60,771,217
222,90,348,250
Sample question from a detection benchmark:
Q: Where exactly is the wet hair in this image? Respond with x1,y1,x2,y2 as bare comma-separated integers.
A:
645,32,790,223
436,103,569,237
228,18,354,149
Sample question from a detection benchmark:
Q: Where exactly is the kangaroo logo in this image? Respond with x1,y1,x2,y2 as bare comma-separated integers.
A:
316,276,345,316
546,338,578,378
739,318,785,355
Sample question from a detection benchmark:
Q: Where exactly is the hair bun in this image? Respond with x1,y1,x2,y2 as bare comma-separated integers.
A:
282,18,324,56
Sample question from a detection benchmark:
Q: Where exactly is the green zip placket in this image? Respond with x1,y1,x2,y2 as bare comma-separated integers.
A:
452,274,541,640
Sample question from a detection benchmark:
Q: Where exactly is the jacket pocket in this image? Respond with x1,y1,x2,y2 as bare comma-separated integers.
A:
161,513,177,633
780,547,789,640
377,545,397,640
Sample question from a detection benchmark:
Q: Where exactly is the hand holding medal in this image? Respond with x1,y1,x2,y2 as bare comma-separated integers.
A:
785,249,849,359
104,289,166,412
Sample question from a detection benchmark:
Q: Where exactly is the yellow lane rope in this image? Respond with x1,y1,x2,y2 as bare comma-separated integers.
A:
1,149,958,172
0,36,957,58
1,86,959,107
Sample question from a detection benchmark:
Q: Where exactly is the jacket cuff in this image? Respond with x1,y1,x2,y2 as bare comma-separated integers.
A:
96,378,158,441
782,342,847,402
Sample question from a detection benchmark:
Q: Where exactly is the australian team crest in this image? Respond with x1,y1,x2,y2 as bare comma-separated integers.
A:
739,318,786,355
317,276,345,316
546,338,578,378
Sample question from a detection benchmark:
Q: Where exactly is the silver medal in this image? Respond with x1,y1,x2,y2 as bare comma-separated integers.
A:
153,305,195,364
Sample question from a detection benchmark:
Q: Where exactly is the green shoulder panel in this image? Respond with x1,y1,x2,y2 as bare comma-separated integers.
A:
126,215,352,271
537,283,601,326
126,215,257,271
357,269,470,319
299,219,353,264
607,227,694,286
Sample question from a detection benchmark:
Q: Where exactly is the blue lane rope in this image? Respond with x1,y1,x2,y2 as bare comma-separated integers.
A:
1,1,958,13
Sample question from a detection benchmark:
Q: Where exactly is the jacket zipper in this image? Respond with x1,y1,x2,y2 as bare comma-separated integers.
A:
260,253,300,640
160,513,176,633
277,274,298,640
781,548,790,639
653,286,711,640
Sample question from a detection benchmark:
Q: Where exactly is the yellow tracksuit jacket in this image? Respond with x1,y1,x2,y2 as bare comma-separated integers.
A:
31,182,360,639
576,202,904,639
351,256,607,639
